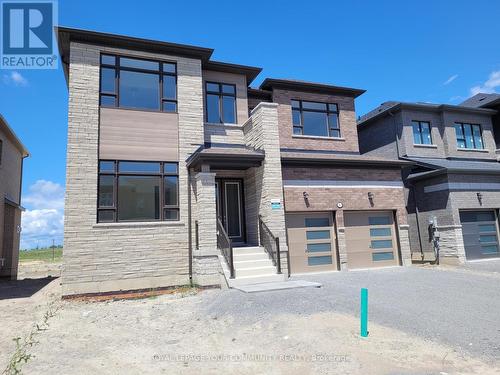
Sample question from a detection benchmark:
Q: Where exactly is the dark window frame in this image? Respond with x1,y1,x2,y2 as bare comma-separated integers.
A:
291,99,341,138
411,120,432,145
454,122,484,149
97,160,179,223
99,54,178,113
205,81,237,124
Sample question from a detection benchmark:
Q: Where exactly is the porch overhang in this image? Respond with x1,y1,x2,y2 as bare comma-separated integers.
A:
187,144,265,170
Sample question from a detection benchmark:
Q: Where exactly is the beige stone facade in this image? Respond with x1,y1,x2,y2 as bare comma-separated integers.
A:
61,27,416,295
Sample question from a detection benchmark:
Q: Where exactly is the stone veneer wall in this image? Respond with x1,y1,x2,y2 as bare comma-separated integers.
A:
63,42,204,296
243,103,289,274
437,225,466,265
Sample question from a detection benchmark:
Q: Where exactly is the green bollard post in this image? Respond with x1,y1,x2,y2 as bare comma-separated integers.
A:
360,288,368,337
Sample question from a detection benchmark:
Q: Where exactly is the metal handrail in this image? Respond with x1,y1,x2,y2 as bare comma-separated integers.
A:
217,218,234,279
258,215,282,274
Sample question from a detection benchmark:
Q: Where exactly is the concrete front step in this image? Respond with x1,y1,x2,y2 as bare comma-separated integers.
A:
218,244,284,287
235,265,277,277
227,273,286,287
233,252,270,262
232,246,265,255
233,258,274,268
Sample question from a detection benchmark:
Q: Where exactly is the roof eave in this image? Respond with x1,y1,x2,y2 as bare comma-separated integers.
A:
202,60,262,85
0,115,29,157
280,155,413,168
260,78,365,98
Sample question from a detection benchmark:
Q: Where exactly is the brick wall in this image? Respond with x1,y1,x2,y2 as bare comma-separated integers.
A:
357,113,400,159
62,42,204,295
272,89,359,153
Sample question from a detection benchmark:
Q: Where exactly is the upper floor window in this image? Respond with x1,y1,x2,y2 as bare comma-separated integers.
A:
411,121,432,145
97,160,179,223
454,123,483,149
205,82,236,124
100,54,177,112
291,100,340,138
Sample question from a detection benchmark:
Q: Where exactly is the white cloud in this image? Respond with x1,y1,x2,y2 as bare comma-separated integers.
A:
2,71,28,86
443,74,458,85
23,180,65,210
21,180,64,249
470,70,500,96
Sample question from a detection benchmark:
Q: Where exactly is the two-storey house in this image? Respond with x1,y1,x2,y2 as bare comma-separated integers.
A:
58,27,412,297
0,115,29,279
358,102,500,264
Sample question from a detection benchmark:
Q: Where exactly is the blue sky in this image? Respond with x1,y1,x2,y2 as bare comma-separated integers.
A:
1,0,499,248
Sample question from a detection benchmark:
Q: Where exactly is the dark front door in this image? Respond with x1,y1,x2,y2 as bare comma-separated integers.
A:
216,179,245,244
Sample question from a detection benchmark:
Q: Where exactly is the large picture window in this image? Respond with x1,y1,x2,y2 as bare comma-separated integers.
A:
97,160,179,223
99,55,177,112
205,82,236,124
454,123,483,149
291,100,340,138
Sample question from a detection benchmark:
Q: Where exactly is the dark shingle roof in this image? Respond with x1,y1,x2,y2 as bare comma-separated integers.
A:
406,157,500,180
259,79,365,98
461,93,500,108
358,101,497,126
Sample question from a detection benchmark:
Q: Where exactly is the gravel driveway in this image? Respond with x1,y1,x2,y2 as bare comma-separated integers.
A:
4,265,500,374
202,266,500,362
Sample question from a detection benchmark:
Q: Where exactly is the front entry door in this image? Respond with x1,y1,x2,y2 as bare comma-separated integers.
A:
216,179,245,243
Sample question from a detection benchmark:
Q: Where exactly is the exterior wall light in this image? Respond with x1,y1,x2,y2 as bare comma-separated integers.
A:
368,192,374,206
477,192,483,205
303,191,310,207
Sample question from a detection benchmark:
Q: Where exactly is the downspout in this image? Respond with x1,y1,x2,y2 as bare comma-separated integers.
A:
409,182,424,259
187,167,193,284
18,156,25,206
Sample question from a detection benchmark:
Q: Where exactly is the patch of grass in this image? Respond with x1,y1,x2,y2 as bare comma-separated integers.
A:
19,248,62,263
3,302,60,375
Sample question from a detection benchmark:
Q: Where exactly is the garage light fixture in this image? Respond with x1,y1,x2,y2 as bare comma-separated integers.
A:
303,191,310,207
477,192,483,205
368,192,374,207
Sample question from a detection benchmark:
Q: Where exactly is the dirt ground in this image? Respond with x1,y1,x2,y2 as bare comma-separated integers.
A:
1,281,497,375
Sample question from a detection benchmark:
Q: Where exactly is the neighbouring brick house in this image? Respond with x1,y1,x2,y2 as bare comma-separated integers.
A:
58,26,412,297
0,115,29,279
358,102,500,264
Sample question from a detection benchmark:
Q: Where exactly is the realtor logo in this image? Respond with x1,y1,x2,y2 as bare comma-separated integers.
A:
1,0,58,69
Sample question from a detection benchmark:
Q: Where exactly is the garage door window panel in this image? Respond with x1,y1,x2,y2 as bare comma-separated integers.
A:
307,243,331,253
308,256,333,266
368,216,391,225
372,252,395,261
305,218,330,227
306,230,330,240
481,245,499,254
370,228,391,237
371,240,393,249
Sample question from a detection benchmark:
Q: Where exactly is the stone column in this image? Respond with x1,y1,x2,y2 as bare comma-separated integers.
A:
243,103,289,275
398,225,412,266
192,171,222,286
437,225,466,265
